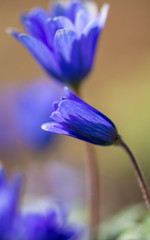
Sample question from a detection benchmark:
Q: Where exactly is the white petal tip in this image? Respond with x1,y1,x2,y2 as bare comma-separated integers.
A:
99,3,110,28
6,27,14,35
64,86,69,91
41,123,49,131
64,86,70,96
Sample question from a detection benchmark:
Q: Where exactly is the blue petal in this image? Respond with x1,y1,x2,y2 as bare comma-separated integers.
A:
10,31,62,79
69,39,86,81
48,16,74,30
42,122,73,136
54,34,86,84
80,4,109,72
60,100,112,127
97,4,110,29
21,207,79,240
53,101,59,111
42,121,115,146
59,88,116,130
21,8,50,46
83,4,109,34
55,39,84,84
65,88,116,129
47,16,75,46
63,87,77,100
84,1,98,20
81,24,100,74
0,170,22,237
74,9,89,36
63,87,103,115
50,0,84,23
67,0,85,23
54,28,77,62
50,1,67,18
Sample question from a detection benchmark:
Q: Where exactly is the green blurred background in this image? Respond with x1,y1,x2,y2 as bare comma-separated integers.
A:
0,0,150,220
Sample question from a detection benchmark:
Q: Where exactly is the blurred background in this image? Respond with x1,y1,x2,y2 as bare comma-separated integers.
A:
0,0,150,221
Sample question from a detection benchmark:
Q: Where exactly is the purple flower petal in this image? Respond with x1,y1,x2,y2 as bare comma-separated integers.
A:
21,8,49,46
10,31,62,79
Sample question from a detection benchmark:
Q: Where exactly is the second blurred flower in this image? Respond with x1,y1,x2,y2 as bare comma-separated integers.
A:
0,79,62,153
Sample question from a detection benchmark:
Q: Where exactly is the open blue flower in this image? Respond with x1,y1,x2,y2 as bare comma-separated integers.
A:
0,166,82,240
42,87,119,146
0,166,22,239
20,206,80,240
9,0,109,87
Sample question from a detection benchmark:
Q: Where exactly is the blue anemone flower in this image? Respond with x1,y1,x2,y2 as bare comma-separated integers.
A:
0,166,82,240
42,87,119,146
0,79,62,153
0,166,22,239
20,206,80,240
9,0,109,87
11,79,63,150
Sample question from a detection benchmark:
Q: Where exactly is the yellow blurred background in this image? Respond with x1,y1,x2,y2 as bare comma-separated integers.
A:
0,0,150,220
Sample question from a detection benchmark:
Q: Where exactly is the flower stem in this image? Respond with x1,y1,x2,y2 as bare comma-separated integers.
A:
84,142,100,240
74,86,100,240
119,137,150,209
